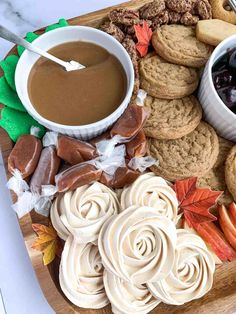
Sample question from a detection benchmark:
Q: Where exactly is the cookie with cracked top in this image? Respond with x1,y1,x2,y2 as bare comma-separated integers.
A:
148,121,219,181
139,54,199,99
144,95,202,140
225,146,236,202
152,25,213,68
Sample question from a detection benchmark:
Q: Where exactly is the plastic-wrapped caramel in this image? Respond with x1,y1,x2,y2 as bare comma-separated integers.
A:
56,163,102,192
90,131,111,147
8,135,42,179
110,103,150,138
100,164,140,188
57,135,97,165
126,129,147,158
30,146,61,194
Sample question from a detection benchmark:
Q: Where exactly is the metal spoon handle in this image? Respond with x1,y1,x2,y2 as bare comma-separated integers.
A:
0,24,69,68
0,25,85,71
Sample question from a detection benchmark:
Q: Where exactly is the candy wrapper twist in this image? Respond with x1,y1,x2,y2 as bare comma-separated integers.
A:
7,90,157,218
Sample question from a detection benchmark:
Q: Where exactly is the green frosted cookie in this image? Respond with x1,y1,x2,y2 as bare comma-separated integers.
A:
0,77,26,112
17,32,39,56
45,18,68,32
0,55,19,91
0,107,45,142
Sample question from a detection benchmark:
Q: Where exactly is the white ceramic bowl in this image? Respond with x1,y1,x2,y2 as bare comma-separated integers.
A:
15,26,134,140
199,35,236,141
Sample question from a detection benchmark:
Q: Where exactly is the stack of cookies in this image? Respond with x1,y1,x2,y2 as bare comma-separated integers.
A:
141,24,235,206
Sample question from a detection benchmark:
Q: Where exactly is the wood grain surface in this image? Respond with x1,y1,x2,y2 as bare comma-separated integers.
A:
0,0,236,313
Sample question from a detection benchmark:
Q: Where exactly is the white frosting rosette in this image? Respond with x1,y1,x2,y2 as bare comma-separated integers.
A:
50,182,120,243
103,270,160,314
59,235,109,309
148,229,215,305
120,173,178,223
98,206,177,285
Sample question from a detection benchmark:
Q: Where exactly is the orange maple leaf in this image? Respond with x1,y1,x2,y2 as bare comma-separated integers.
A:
134,21,152,57
32,223,62,266
173,177,222,228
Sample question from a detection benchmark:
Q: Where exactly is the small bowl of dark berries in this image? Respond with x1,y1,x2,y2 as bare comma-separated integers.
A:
199,35,236,141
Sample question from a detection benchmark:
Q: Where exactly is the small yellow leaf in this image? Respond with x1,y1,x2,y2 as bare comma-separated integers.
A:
32,223,60,265
42,240,57,266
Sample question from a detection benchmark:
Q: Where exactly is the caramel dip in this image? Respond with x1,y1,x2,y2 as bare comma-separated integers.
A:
28,42,127,125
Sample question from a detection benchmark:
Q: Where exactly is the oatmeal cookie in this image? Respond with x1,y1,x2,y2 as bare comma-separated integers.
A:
139,54,199,99
197,167,233,206
152,25,213,68
148,121,219,181
144,95,202,139
225,146,236,202
214,137,234,168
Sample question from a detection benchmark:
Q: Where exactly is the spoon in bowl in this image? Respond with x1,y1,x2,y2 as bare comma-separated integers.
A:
0,25,86,72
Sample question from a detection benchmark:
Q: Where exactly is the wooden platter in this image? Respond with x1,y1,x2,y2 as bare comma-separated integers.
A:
0,0,236,313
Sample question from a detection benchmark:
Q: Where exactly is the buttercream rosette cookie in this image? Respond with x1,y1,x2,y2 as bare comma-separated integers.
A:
51,182,120,243
98,206,177,284
103,270,160,314
148,229,215,305
59,235,109,309
120,173,179,223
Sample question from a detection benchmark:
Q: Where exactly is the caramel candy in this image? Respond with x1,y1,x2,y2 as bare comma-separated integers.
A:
100,165,140,189
110,103,150,138
57,135,97,165
90,131,111,147
126,129,147,158
56,163,102,192
8,135,42,179
30,146,61,193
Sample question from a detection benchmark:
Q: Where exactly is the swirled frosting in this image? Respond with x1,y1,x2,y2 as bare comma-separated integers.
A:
103,270,160,314
98,206,177,285
59,235,109,309
50,182,120,243
120,173,178,223
148,229,215,305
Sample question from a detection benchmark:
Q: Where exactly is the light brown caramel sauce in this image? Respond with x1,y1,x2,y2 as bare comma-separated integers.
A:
28,41,127,125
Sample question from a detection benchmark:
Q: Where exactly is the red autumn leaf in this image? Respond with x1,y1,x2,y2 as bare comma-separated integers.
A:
173,177,222,228
134,21,152,57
